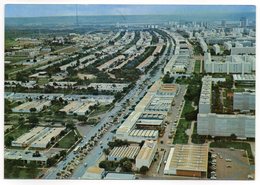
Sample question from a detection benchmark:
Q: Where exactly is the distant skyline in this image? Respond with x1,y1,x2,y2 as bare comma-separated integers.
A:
5,4,255,18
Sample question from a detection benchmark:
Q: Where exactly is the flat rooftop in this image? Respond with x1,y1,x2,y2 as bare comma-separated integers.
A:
136,140,157,161
109,145,140,159
165,144,209,172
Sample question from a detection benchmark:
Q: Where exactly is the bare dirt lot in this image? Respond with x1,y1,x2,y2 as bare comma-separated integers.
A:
211,148,254,180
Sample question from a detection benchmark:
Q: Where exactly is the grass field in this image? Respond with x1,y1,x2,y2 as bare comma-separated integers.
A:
4,124,31,140
194,60,201,74
55,130,78,148
173,119,191,144
4,166,40,179
181,100,194,118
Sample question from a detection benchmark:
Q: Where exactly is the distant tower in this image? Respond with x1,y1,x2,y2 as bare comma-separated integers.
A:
221,20,226,27
240,17,248,27
76,5,79,26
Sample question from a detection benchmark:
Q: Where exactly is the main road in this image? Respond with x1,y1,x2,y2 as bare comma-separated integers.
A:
44,31,174,179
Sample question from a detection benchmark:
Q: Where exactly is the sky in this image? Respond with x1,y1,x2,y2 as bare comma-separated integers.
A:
5,4,256,17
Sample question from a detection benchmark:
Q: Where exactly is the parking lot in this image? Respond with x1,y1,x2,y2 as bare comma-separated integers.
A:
210,148,253,180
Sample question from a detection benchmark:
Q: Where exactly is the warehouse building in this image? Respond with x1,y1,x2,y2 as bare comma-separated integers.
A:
164,144,208,178
12,127,49,147
233,92,255,111
108,145,140,161
4,149,48,165
30,127,66,148
199,76,212,113
12,100,51,113
59,101,96,115
81,166,105,180
5,92,64,101
104,173,136,180
87,83,129,92
197,113,255,138
157,84,179,97
136,140,158,169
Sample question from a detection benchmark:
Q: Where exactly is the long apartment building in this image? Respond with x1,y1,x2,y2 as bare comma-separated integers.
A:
199,76,212,114
204,52,255,74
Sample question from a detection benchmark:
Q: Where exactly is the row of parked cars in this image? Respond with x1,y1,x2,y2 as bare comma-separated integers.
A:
56,121,114,179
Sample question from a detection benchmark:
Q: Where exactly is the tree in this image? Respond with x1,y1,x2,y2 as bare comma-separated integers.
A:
30,107,37,113
103,148,110,155
230,133,237,140
162,72,174,83
5,136,14,147
78,116,87,123
121,160,132,172
28,115,39,127
66,123,75,130
32,151,41,157
139,166,149,174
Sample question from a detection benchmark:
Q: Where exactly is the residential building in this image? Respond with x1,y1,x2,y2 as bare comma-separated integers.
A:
233,92,255,111
197,113,255,138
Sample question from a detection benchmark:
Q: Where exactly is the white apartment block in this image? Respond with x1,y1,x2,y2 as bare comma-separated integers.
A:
213,44,220,55
197,113,255,138
224,42,232,50
233,92,255,111
204,53,255,74
199,76,212,113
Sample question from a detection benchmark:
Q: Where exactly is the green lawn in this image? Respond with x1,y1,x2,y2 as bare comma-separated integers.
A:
194,60,201,74
4,167,40,179
5,124,31,140
89,104,113,117
173,119,191,144
55,130,78,148
210,141,254,164
181,100,194,118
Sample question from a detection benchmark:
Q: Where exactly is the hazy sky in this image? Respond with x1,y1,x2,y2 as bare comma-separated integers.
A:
5,4,255,17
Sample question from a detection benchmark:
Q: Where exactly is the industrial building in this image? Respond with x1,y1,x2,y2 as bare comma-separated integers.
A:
12,127,49,147
11,127,65,148
59,101,96,115
204,53,255,74
87,83,129,92
233,92,255,111
199,76,212,113
116,80,175,143
104,173,136,180
11,100,51,113
108,145,140,161
135,140,158,169
157,84,179,97
30,127,66,148
81,166,105,180
197,113,255,138
164,144,208,178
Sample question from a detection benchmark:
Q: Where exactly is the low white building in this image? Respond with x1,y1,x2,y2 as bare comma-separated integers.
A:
224,41,232,50
81,166,105,180
213,44,220,55
135,140,158,169
108,145,140,161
